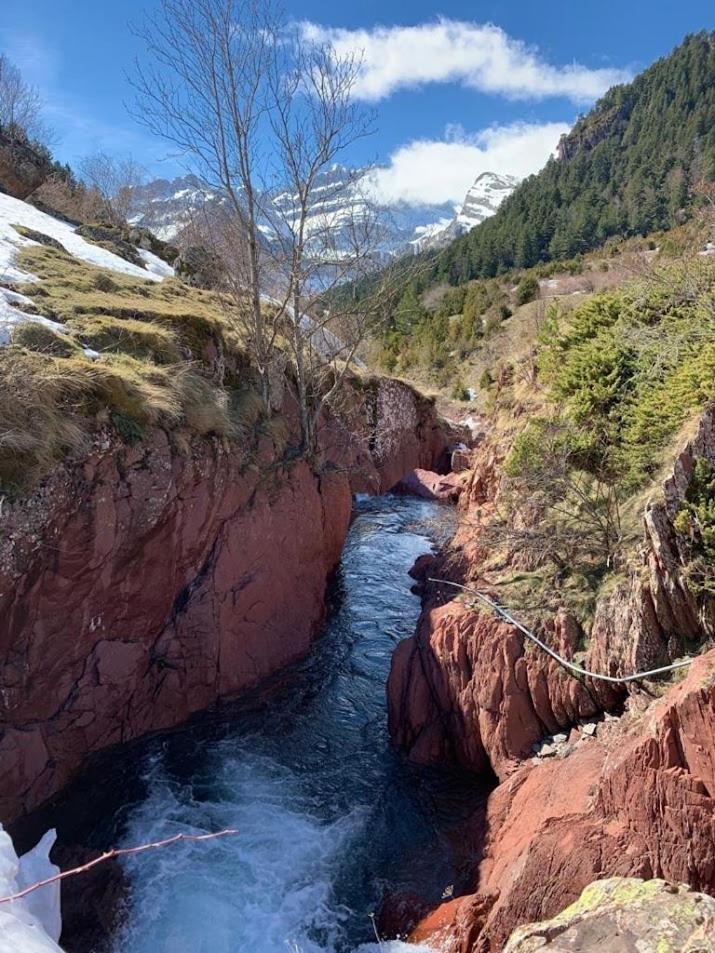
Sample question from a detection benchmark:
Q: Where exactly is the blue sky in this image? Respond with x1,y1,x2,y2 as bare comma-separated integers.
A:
1,0,713,205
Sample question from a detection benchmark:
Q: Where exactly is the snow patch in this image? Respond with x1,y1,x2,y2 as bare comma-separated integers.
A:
0,825,62,952
138,248,174,279
0,192,169,282
0,191,174,346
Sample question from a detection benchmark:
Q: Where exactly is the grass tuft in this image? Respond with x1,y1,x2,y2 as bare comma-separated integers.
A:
0,244,268,494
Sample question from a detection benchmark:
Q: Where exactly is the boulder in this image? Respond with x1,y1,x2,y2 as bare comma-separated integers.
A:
394,468,465,503
173,244,223,289
503,878,715,952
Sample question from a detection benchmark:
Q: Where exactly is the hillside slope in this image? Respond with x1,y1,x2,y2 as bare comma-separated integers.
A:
394,31,714,294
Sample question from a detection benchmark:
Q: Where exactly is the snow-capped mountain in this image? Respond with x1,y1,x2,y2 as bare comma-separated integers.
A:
129,175,221,242
131,168,455,258
409,172,520,252
130,168,519,260
456,171,520,230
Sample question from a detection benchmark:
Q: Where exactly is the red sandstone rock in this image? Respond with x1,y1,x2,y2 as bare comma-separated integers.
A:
388,600,621,780
450,448,474,473
394,468,466,502
389,408,715,782
409,651,715,951
0,377,447,823
386,407,715,950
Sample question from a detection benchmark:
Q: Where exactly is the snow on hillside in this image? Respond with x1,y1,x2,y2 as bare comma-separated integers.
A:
0,191,173,344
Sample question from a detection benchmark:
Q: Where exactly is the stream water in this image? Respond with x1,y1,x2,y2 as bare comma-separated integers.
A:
37,495,487,953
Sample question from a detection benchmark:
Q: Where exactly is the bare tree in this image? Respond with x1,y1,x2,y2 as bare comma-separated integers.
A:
78,152,146,225
131,0,395,454
0,53,49,144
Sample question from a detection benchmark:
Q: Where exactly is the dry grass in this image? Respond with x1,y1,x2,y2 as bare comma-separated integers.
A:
17,245,233,351
0,245,266,495
65,314,182,364
0,350,91,491
11,322,82,358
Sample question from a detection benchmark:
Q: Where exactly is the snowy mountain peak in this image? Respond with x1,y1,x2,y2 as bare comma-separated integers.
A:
409,171,519,253
455,172,521,230
131,170,456,259
410,172,519,252
130,168,519,260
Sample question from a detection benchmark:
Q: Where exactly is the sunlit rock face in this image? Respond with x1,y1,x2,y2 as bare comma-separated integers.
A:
386,408,715,952
0,375,449,824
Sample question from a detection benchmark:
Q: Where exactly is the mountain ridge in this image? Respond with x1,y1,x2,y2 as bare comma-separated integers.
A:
130,166,518,259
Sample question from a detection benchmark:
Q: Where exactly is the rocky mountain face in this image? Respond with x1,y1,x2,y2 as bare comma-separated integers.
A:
0,130,51,201
130,168,511,258
383,405,715,950
409,172,520,252
128,174,221,242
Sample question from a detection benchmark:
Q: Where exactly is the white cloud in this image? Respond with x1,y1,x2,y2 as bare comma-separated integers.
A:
300,19,631,104
368,121,570,206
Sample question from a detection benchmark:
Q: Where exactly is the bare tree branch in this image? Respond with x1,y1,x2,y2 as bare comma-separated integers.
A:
0,830,239,905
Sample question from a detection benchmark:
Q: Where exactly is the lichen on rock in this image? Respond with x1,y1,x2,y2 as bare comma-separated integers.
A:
503,877,715,952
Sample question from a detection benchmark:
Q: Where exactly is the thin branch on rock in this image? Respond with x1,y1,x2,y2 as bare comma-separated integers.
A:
0,829,239,904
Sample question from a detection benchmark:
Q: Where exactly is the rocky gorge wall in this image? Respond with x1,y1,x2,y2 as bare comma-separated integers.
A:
0,377,449,824
407,649,715,951
386,405,715,950
389,407,715,779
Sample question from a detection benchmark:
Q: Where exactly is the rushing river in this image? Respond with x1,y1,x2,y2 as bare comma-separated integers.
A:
39,495,486,953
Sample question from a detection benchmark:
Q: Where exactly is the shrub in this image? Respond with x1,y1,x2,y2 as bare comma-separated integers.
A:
451,379,470,401
515,274,539,306
537,263,715,491
484,310,502,334
478,368,493,390
673,458,715,604
92,272,119,293
111,410,146,444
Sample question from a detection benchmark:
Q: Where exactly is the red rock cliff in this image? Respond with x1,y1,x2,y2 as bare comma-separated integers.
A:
387,406,715,949
0,377,448,823
389,407,715,780
409,650,715,952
